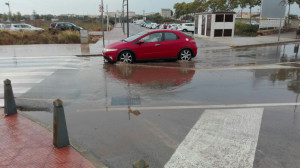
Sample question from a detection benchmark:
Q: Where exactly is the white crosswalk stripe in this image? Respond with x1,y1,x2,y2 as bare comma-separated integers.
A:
0,55,82,107
164,108,263,168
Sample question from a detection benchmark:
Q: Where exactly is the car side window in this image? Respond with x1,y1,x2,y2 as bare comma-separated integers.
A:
65,23,73,28
164,32,179,41
141,33,163,43
21,25,30,28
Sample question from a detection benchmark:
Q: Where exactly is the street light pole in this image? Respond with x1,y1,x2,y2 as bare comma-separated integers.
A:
122,0,125,34
127,0,129,37
101,0,105,47
5,2,11,22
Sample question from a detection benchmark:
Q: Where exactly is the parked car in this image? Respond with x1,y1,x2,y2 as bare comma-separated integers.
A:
150,23,158,29
0,23,8,30
102,30,197,63
177,23,195,32
49,22,83,31
7,24,44,31
168,24,180,30
246,21,259,26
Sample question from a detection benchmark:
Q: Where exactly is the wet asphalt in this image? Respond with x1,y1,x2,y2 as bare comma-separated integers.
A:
8,24,300,167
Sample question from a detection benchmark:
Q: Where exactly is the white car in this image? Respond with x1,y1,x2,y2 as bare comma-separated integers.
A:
150,23,158,29
246,21,259,26
0,23,8,30
8,24,44,31
177,23,195,32
168,24,180,30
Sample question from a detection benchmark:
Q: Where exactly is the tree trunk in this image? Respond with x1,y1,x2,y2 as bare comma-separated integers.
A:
288,3,291,26
241,9,243,21
250,7,252,24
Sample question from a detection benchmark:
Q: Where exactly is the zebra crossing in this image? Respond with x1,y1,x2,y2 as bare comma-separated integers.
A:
0,55,83,107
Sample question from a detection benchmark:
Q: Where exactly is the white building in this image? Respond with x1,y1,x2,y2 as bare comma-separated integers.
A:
195,12,236,38
161,9,172,18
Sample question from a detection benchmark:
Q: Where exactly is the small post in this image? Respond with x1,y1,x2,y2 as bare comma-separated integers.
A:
132,160,149,168
4,79,17,116
53,99,70,148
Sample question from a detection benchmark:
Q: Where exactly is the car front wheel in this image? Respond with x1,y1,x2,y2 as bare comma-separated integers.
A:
179,49,192,61
119,51,134,63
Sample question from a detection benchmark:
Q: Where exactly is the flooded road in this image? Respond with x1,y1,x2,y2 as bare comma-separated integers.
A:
9,43,300,167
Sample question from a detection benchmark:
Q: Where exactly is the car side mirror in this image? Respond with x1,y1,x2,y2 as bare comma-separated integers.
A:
138,39,144,44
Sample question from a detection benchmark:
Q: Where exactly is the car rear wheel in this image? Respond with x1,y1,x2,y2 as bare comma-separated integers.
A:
179,49,192,61
119,51,135,63
183,29,187,32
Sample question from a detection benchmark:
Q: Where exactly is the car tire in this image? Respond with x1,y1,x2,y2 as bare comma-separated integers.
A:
183,29,187,32
118,51,135,63
179,49,192,61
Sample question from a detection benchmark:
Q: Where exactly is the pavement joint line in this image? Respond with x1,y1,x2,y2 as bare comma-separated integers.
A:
127,63,300,72
76,102,300,112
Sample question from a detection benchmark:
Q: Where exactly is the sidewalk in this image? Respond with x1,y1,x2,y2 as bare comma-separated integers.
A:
197,31,300,51
0,108,96,168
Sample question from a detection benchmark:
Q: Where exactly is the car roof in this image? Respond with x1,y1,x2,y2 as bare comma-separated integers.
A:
145,29,182,33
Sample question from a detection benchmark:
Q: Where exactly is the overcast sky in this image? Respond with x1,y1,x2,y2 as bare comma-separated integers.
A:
0,0,299,15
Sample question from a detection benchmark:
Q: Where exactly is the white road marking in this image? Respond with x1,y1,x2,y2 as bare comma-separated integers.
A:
0,79,44,84
0,87,31,95
0,56,76,60
0,56,81,108
164,108,264,168
81,102,300,112
0,71,54,77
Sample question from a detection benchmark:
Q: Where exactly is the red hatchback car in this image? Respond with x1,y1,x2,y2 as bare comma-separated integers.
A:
102,30,197,63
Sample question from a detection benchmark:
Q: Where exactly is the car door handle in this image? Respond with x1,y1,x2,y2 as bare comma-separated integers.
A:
155,44,160,46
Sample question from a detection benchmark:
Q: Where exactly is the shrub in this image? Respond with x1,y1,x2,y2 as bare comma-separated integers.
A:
0,30,81,45
235,22,258,37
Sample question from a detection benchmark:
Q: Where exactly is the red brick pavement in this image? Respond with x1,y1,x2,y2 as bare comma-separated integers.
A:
0,108,95,168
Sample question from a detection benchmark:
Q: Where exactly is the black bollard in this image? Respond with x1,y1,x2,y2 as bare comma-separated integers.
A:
53,99,70,148
4,79,17,116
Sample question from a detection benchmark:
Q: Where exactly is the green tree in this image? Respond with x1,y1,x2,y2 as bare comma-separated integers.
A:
245,0,261,23
238,0,247,19
174,2,187,18
1,13,8,22
280,0,300,26
206,0,238,12
16,12,22,21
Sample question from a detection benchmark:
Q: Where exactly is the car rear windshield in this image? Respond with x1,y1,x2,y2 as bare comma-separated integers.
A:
180,32,194,38
123,31,148,42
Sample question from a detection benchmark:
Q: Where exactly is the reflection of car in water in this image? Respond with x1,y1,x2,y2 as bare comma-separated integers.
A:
103,62,195,89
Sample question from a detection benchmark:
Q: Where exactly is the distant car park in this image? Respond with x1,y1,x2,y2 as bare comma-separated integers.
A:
7,24,44,31
246,21,259,26
49,22,83,31
177,23,195,32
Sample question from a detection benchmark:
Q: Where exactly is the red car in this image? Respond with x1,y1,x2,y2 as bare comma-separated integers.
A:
102,30,197,63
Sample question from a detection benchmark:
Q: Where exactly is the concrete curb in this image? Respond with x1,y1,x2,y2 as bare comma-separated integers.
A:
231,40,300,48
76,54,103,57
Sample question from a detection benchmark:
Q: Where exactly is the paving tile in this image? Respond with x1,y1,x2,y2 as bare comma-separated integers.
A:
0,109,96,168
12,147,53,165
0,148,21,166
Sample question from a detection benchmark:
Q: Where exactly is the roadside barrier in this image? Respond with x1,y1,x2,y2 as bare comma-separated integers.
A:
53,99,70,148
4,79,17,116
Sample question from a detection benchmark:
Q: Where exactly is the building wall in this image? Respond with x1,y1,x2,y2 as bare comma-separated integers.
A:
196,13,235,38
161,9,172,18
